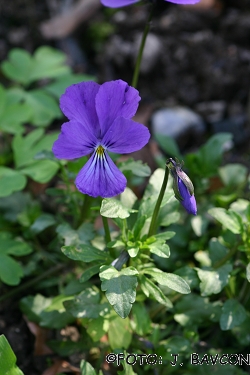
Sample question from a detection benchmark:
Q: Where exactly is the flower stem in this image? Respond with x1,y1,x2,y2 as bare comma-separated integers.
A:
102,215,111,244
131,3,155,88
148,165,169,237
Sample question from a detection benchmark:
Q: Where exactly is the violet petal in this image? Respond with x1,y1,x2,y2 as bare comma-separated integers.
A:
178,178,197,215
75,151,126,198
60,81,100,138
100,0,138,7
167,0,200,3
95,80,140,136
102,117,150,154
52,120,98,160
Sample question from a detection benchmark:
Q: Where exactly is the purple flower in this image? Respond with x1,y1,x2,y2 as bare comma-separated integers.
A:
177,177,197,215
166,158,197,215
101,0,200,7
52,80,150,198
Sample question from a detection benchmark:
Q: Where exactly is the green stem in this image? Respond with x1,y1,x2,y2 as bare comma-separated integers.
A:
0,264,65,303
79,194,92,226
102,215,111,244
148,166,169,237
131,3,155,88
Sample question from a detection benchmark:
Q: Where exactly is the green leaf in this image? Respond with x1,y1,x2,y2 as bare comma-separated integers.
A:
1,46,70,85
20,294,74,328
154,134,182,160
0,255,23,285
131,303,151,336
196,264,232,296
80,360,97,375
196,133,233,177
119,159,151,177
20,294,52,323
174,294,221,327
86,316,109,342
20,160,59,183
0,335,24,375
120,187,137,209
30,213,56,234
208,207,242,234
30,46,70,81
64,287,102,319
0,238,32,256
0,167,26,197
148,240,170,259
13,129,59,169
62,244,110,263
108,315,132,349
100,266,138,318
208,238,228,264
118,352,138,375
219,164,248,187
100,198,137,219
45,73,96,98
140,275,173,308
1,49,33,85
220,299,247,330
24,89,62,127
143,268,190,294
80,264,102,283
0,85,32,134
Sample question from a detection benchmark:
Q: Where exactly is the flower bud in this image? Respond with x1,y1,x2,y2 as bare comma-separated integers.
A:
166,158,197,215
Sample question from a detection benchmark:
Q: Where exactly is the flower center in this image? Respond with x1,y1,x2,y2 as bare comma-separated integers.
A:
96,145,105,156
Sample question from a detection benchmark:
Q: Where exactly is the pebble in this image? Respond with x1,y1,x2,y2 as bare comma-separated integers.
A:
151,106,206,150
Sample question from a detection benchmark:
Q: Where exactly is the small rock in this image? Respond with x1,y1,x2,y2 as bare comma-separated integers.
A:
151,107,206,150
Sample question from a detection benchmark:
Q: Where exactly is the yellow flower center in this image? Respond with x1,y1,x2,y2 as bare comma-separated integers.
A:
96,145,105,156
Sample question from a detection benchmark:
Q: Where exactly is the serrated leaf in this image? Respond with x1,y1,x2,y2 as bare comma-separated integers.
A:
140,275,173,308
196,264,232,296
64,287,102,319
220,299,247,330
0,167,26,197
100,198,137,219
0,335,24,375
208,207,242,234
143,268,190,294
100,266,138,318
62,244,109,263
